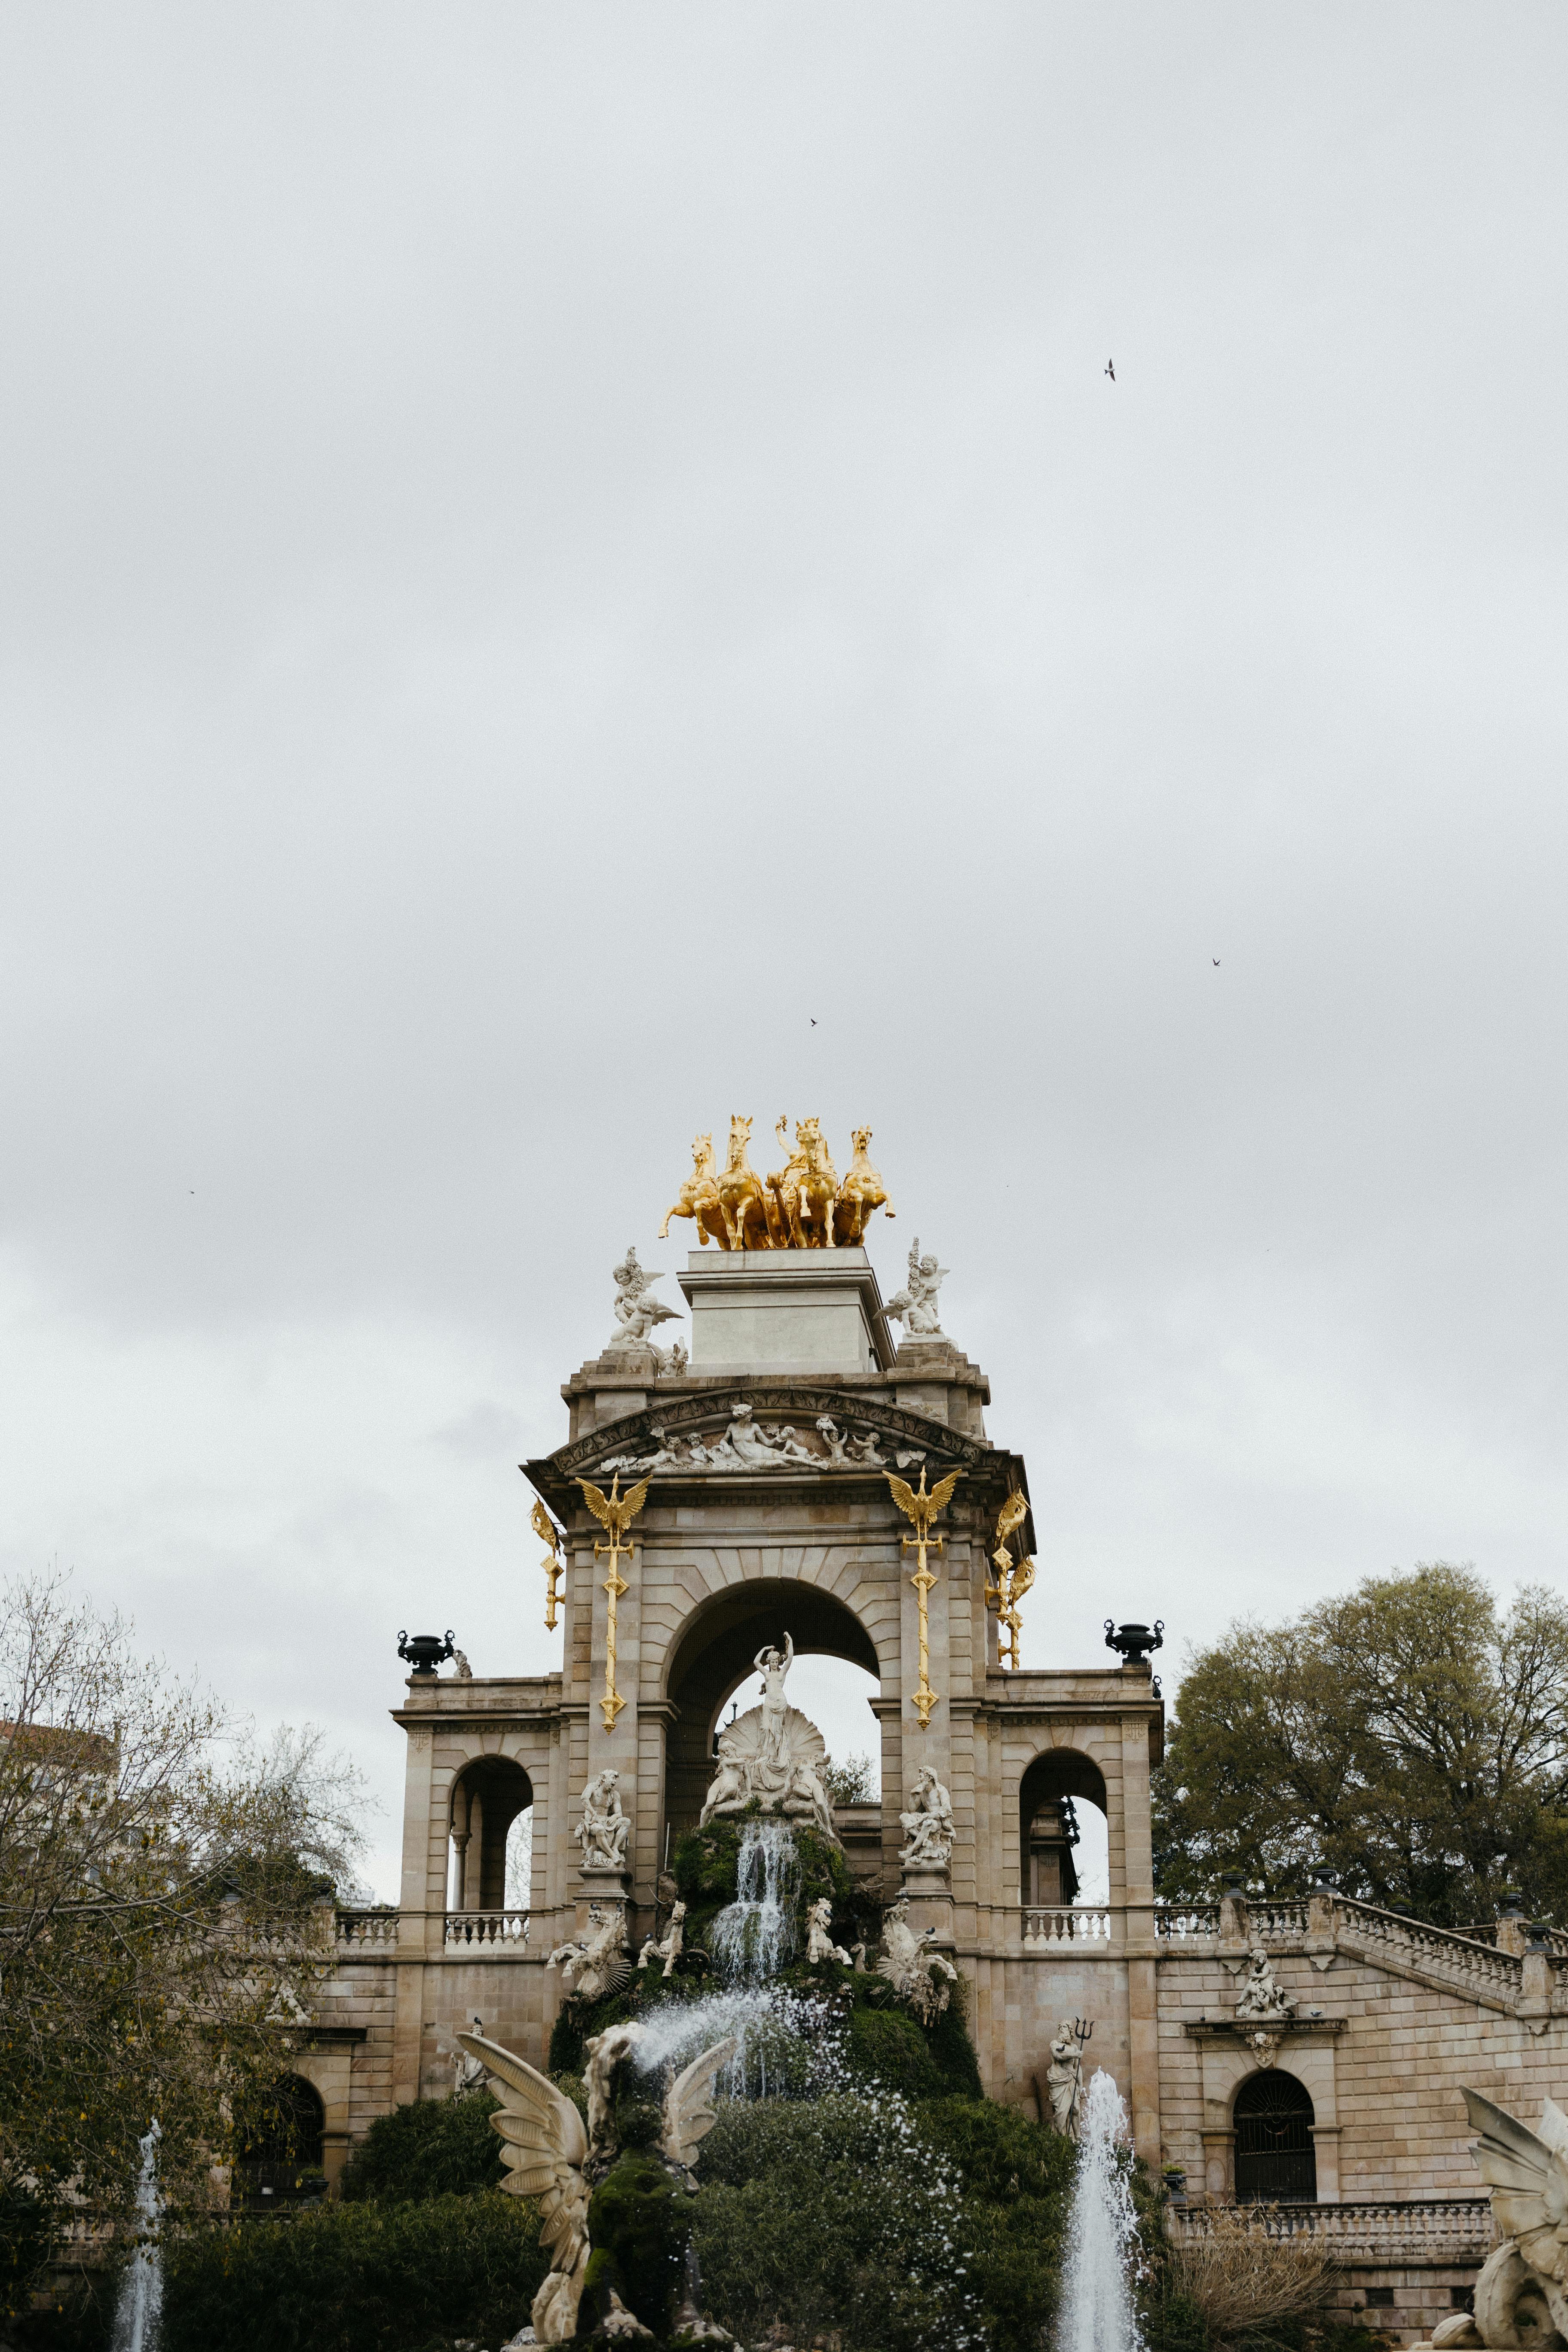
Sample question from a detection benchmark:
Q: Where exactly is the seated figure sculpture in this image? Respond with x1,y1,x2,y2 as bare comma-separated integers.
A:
898,1765,955,1871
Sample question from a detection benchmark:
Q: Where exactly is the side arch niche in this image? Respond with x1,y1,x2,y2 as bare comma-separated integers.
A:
235,2072,326,2209
1018,1749,1108,1907
662,1578,882,1846
1234,2069,1317,2202
449,1755,533,1913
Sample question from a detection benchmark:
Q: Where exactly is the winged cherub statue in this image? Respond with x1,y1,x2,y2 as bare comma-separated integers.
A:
1418,2087,1568,2350
459,2023,737,2344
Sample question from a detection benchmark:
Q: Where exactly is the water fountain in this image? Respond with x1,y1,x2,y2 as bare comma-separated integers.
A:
109,2122,163,2352
710,1819,801,1982
1057,2070,1145,2352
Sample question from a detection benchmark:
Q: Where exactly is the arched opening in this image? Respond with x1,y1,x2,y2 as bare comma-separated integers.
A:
449,1757,533,1914
663,1580,881,1846
1019,1750,1109,1908
235,2073,326,2209
1234,2070,1317,2202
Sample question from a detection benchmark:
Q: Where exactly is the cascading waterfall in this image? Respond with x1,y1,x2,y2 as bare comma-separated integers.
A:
1057,2070,1145,2352
710,1820,799,1982
110,2123,163,2352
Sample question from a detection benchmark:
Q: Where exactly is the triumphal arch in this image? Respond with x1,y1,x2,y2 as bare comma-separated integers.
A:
312,1117,1568,2343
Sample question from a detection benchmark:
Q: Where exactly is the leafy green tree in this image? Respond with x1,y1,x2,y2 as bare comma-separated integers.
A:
821,1751,877,1805
1154,1564,1568,1924
0,1571,370,2305
338,2091,505,2203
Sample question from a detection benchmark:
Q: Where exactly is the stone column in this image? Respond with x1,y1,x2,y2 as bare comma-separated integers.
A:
1120,1693,1163,2169
392,1712,437,2105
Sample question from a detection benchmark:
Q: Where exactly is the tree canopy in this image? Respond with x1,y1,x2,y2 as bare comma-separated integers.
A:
0,1571,370,2303
1153,1563,1568,1926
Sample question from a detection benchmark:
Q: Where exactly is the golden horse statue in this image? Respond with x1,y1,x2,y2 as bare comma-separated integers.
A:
660,1117,894,1251
833,1127,894,1244
716,1114,773,1251
767,1116,839,1248
658,1132,726,1247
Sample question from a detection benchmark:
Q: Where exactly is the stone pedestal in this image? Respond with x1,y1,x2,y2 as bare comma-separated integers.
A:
679,1248,894,1375
900,1869,956,1948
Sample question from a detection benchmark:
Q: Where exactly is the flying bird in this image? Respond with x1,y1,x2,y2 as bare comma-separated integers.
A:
810,1017,817,1026
1213,958,1220,967
1105,359,1115,382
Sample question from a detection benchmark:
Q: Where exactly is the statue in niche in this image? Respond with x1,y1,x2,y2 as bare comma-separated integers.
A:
805,1897,851,1966
1045,2018,1089,2139
898,1766,956,1871
875,1897,959,2024
884,1237,949,1340
637,1899,686,1980
1234,1936,1296,2018
606,1246,684,1362
698,1641,839,1843
574,1770,630,1875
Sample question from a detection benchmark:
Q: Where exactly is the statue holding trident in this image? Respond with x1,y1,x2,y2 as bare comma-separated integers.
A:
1045,2016,1092,2140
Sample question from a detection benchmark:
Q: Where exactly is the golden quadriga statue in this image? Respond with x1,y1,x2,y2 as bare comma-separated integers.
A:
658,1115,894,1251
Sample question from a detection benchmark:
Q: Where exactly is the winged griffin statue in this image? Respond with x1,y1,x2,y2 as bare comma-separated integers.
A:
459,2022,737,2345
1418,2089,1568,2350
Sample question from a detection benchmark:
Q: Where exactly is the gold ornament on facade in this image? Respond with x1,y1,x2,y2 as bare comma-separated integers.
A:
659,1115,894,1251
988,1491,1034,1671
886,1464,962,1728
532,1498,565,1632
576,1473,649,1730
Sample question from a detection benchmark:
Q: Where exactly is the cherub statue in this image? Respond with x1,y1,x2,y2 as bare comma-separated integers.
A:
459,2022,736,2343
1234,1936,1295,2018
606,1246,683,1354
815,1415,850,1463
876,1896,959,2025
845,1430,886,1466
898,1766,956,1871
884,1237,949,1339
637,1899,686,1980
805,1896,851,1966
575,1769,631,1874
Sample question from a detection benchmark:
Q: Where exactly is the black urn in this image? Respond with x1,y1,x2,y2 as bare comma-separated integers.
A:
1104,1619,1164,1667
398,1628,455,1677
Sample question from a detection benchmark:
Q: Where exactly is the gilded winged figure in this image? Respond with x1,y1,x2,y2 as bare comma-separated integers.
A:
885,1464,963,1539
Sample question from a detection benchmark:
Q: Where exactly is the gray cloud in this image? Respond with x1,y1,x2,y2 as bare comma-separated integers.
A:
3,4,1565,1893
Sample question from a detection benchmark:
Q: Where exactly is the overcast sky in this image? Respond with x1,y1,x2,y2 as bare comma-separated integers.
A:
3,6,1565,1899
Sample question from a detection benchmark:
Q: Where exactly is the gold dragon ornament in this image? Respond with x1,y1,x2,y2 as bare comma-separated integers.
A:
532,1498,565,1632
885,1465,963,1727
987,1491,1035,1671
659,1116,894,1251
575,1474,649,1730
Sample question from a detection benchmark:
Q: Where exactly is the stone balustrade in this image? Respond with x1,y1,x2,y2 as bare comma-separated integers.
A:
1170,2198,1493,2262
1331,1897,1522,2002
444,1908,529,1947
1022,1905,1112,1947
1154,1904,1221,1940
335,1907,400,1950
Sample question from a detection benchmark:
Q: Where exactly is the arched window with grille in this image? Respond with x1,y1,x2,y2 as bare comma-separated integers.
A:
1234,2070,1317,2202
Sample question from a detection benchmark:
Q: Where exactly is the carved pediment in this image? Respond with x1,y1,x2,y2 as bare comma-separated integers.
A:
544,1382,988,1485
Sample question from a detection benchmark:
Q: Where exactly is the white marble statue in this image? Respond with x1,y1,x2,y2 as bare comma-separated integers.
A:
884,1237,949,1340
698,1648,839,1842
845,1429,887,1466
876,1896,959,2024
637,1899,686,1980
452,2014,487,2097
545,1903,631,2003
459,2022,736,2345
1234,1935,1296,2018
805,1896,851,1967
447,1646,473,1680
1045,2018,1087,2139
898,1766,956,1871
574,1769,630,1875
1402,2090,1568,2351
606,1246,683,1354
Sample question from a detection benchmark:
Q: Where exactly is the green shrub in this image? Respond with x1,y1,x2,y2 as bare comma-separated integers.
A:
338,2091,503,2203
160,2192,547,2352
919,2096,1075,2352
692,2093,984,2352
846,2007,946,2098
